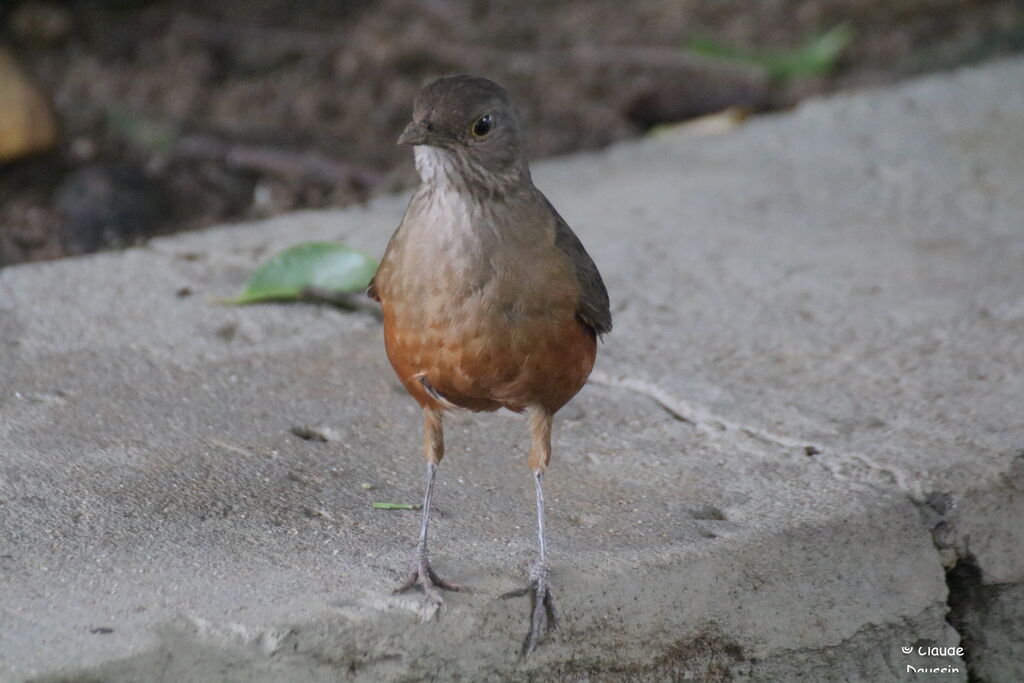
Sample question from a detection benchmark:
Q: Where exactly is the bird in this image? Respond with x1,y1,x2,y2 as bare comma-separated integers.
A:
368,74,611,655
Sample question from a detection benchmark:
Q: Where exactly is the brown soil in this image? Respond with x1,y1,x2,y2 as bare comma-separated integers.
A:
2,0,1022,266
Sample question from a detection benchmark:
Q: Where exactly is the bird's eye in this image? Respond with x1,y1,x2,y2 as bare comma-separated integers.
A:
471,114,494,138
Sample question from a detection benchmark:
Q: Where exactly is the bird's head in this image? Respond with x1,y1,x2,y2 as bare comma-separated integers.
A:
399,75,529,196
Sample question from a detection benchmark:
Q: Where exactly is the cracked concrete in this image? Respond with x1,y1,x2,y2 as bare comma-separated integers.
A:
2,58,1023,681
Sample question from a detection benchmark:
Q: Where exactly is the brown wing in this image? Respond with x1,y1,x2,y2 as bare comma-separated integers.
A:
539,192,612,338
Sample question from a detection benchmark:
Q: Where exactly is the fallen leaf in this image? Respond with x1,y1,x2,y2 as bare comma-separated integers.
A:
228,242,377,304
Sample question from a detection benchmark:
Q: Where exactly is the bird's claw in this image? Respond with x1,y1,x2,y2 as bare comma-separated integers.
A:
501,560,558,656
393,549,463,606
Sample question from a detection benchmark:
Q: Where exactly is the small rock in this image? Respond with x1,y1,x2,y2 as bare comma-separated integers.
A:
290,425,343,442
55,165,165,254
688,503,727,521
215,321,238,341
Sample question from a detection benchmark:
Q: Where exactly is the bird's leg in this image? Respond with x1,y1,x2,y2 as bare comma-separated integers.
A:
394,408,463,605
502,407,559,655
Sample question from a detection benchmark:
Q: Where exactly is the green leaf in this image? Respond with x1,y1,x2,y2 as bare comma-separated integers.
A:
686,23,855,82
372,502,422,510
229,242,377,304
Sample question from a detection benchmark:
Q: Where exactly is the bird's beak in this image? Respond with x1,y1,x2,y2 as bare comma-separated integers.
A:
397,121,434,146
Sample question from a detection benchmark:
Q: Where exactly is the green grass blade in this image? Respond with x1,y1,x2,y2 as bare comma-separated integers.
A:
685,23,855,81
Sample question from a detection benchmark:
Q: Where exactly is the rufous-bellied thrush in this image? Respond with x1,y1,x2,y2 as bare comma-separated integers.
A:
368,75,612,655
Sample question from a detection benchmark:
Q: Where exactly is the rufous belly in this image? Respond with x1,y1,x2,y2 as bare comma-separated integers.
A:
383,306,596,414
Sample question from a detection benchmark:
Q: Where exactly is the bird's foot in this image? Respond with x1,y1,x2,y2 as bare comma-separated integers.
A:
501,559,559,656
393,548,463,607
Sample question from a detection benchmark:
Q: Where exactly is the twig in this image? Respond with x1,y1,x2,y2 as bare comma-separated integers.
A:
372,502,422,510
172,135,385,190
299,287,383,319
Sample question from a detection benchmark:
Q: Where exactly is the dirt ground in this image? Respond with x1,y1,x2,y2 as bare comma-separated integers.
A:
1,0,1022,266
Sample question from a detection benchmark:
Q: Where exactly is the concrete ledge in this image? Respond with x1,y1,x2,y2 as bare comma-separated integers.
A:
2,58,1023,681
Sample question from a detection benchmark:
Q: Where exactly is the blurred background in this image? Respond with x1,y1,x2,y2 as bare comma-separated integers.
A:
1,0,1022,267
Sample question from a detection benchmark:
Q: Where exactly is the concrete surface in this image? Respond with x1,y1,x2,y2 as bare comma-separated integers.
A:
2,57,1023,681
